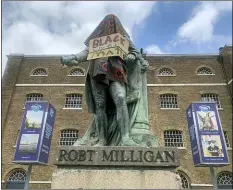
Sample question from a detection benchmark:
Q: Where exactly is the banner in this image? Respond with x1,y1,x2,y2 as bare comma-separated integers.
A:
13,101,56,165
186,102,229,166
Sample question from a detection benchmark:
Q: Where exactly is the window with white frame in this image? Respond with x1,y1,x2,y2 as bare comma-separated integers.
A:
197,67,214,75
177,171,190,189
60,129,79,146
31,68,48,76
26,93,43,101
160,94,178,108
223,131,230,148
158,68,175,76
201,93,222,108
6,169,27,189
164,130,183,147
68,68,85,76
64,94,82,108
217,172,232,188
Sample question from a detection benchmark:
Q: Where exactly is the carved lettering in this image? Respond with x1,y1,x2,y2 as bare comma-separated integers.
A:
58,149,68,161
93,39,99,48
78,150,86,161
154,151,165,162
144,151,154,162
68,150,78,161
164,151,175,162
87,150,95,161
102,150,114,161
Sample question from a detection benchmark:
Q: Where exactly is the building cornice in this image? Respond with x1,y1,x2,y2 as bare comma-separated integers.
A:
15,83,227,87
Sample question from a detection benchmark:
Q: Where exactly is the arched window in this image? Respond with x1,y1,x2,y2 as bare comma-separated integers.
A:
60,129,79,146
177,171,190,189
197,67,214,75
217,172,232,189
160,94,178,108
68,68,85,76
6,169,27,189
64,93,82,109
201,93,221,108
164,130,183,147
31,68,48,76
26,93,43,101
158,68,175,76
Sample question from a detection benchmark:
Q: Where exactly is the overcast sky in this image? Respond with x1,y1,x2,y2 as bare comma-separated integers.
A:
2,1,232,74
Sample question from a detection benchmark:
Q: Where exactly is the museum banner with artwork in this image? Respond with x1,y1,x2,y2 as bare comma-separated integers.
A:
13,101,56,165
186,102,229,166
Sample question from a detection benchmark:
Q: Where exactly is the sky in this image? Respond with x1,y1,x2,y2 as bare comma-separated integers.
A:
2,1,232,75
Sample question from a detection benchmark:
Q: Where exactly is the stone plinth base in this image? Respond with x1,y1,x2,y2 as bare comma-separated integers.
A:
51,167,181,189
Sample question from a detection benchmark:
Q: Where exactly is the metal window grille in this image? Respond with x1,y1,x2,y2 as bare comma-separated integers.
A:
60,129,79,146
201,93,221,108
158,68,174,76
164,130,183,147
223,131,230,147
160,94,178,108
217,172,232,185
69,68,85,76
178,171,190,189
31,68,48,76
65,94,82,108
26,93,43,101
197,67,213,75
7,170,27,181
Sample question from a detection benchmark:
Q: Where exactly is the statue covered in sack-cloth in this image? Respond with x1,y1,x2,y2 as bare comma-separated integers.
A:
61,14,156,147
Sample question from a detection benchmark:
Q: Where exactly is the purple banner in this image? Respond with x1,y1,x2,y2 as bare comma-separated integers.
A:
186,102,229,166
13,101,56,165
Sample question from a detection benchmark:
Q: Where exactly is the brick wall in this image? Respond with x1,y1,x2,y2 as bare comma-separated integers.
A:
2,51,232,188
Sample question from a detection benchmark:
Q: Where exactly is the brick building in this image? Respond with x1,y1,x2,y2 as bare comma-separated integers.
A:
2,45,232,189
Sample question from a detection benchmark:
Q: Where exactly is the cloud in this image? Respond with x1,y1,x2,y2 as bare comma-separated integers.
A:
2,1,156,74
169,1,232,48
145,44,164,54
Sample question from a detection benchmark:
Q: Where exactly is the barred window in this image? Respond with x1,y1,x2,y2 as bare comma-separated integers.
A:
158,68,175,76
68,68,85,76
164,130,183,147
177,171,190,189
26,93,43,101
201,93,221,108
217,172,232,187
197,67,214,75
64,94,82,108
223,131,230,148
31,68,48,76
7,170,27,181
60,129,79,146
160,94,178,108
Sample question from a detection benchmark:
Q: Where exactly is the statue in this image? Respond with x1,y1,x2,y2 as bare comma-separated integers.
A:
61,14,157,147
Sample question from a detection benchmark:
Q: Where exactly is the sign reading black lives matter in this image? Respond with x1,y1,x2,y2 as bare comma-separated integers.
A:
56,147,180,167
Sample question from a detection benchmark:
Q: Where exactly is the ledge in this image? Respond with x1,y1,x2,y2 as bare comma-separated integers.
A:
160,108,180,110
62,108,82,111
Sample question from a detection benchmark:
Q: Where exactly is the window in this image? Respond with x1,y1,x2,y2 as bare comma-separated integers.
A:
158,68,175,76
223,131,230,148
197,67,214,75
164,130,183,147
26,93,43,101
31,68,48,76
68,68,85,76
64,94,82,109
60,129,79,146
6,169,27,189
201,93,221,108
217,172,232,189
160,94,178,108
177,171,190,189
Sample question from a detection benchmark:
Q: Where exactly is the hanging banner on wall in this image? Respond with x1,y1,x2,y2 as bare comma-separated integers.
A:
186,102,229,166
13,101,56,165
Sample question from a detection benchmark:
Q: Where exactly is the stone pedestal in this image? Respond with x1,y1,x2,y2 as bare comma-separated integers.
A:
51,167,181,189
52,146,181,189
